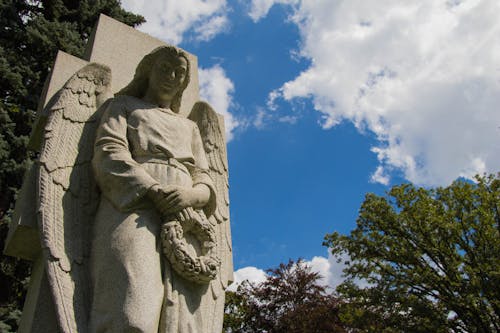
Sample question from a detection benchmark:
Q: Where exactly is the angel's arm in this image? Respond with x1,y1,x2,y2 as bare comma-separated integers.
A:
141,124,216,217
190,123,217,217
92,98,159,211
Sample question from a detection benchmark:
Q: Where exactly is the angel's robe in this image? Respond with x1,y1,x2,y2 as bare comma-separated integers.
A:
89,95,216,333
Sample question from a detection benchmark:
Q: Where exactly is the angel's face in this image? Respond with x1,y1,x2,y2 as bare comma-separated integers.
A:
146,55,188,108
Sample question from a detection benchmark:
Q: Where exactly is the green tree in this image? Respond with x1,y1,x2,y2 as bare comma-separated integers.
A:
224,289,251,332
224,259,346,333
0,1,144,330
325,174,500,333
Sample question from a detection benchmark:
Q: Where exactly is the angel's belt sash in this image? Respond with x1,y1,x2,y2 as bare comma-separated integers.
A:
134,155,190,176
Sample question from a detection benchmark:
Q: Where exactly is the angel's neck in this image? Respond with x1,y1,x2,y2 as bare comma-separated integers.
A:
142,91,173,109
143,97,169,109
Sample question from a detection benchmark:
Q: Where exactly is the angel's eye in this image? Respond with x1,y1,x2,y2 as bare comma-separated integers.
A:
162,64,172,73
175,68,186,77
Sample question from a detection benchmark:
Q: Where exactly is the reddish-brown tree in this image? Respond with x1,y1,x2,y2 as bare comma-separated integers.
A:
224,259,346,333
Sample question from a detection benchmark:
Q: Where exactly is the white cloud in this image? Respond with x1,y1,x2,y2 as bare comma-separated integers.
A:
308,255,332,286
370,166,390,186
253,107,267,129
278,115,298,124
199,65,238,140
248,0,298,22
267,89,280,111
227,266,267,291
308,253,354,290
194,15,229,41
253,0,500,186
228,252,355,292
121,0,229,43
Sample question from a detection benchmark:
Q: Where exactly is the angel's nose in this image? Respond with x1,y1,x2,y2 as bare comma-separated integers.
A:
165,69,177,81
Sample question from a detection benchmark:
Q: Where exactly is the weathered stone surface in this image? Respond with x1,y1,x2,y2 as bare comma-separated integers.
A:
37,51,89,113
6,15,232,333
3,162,40,261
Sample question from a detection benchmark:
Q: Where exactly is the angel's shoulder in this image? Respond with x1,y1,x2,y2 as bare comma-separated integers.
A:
109,95,143,107
106,95,153,116
185,117,204,136
185,116,198,127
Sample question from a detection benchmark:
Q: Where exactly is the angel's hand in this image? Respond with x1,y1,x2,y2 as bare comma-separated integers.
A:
148,185,186,215
147,184,164,206
158,185,195,214
148,184,210,216
176,207,196,223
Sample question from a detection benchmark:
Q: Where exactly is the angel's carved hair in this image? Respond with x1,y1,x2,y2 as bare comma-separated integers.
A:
117,46,191,113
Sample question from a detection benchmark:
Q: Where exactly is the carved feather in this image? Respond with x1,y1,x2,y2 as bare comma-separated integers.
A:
37,63,111,333
188,102,233,294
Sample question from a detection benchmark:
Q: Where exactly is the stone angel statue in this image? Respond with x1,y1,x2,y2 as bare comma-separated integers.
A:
9,46,233,333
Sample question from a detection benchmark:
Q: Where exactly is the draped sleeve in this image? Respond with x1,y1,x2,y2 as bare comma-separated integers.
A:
190,123,217,217
92,97,159,211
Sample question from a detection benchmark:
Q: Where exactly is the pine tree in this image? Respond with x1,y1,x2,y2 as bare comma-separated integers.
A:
0,2,144,330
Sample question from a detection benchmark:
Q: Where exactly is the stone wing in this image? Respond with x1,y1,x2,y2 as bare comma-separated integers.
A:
188,102,233,295
37,63,111,333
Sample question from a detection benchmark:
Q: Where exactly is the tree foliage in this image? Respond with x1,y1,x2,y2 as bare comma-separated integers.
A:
0,1,144,330
224,259,346,333
325,174,500,333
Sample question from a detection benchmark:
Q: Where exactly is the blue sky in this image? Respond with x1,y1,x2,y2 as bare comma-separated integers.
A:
121,0,500,287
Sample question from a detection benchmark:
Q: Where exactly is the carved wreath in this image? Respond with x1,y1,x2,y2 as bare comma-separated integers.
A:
160,208,220,284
